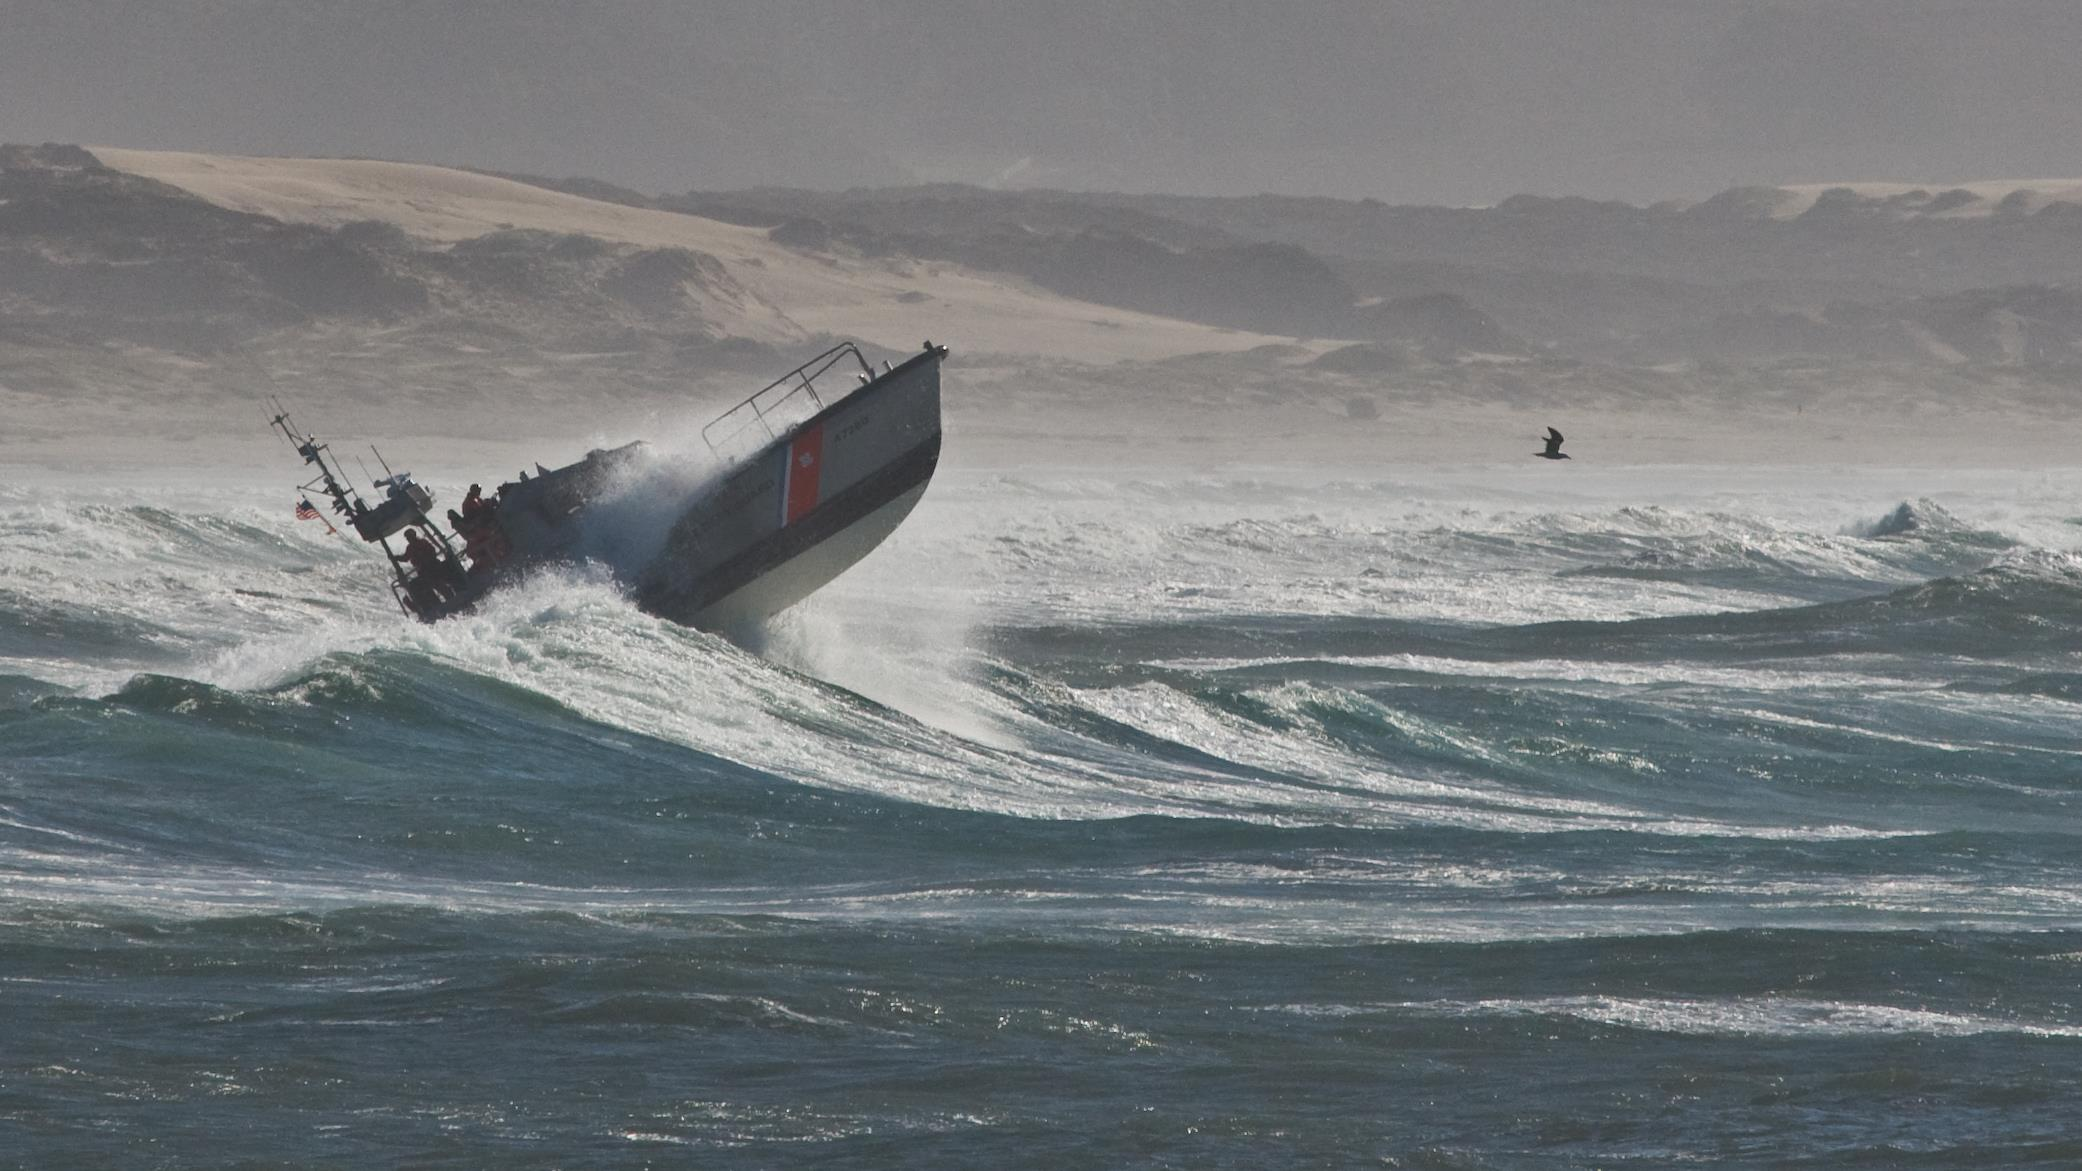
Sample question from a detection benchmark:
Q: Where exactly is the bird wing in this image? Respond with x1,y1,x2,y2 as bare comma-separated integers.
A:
1546,427,1564,443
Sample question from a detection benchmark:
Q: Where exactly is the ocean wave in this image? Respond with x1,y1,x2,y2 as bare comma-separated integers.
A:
2,478,2079,895
10,455,2082,1171
1369,994,2082,1038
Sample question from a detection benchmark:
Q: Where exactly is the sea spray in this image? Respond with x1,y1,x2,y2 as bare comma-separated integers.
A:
564,440,728,579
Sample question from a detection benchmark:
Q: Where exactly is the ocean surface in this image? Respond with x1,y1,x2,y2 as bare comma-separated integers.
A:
7,459,2082,1167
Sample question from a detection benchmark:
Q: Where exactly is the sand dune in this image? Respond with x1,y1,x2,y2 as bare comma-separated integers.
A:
89,147,1305,362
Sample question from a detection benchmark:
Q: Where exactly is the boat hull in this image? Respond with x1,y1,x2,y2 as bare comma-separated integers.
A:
684,478,933,630
635,347,943,630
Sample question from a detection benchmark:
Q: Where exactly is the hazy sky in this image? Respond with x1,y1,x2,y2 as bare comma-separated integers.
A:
7,0,2082,205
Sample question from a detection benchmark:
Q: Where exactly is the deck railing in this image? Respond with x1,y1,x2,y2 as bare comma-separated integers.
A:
701,343,877,456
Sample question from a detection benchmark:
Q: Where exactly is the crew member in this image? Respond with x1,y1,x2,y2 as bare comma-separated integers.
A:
454,484,511,568
400,527,457,603
402,526,440,573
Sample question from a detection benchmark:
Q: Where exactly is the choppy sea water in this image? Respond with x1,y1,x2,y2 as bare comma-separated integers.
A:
8,462,2082,1167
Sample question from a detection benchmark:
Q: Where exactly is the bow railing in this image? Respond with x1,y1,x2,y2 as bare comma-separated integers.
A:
701,342,877,455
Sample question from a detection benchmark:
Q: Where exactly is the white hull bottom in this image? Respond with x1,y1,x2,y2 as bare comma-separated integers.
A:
692,482,931,632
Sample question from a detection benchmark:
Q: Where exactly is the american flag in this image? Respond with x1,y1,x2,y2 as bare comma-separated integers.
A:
295,498,338,534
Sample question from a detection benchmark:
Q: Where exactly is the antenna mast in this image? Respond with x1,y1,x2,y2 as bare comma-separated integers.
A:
269,398,365,522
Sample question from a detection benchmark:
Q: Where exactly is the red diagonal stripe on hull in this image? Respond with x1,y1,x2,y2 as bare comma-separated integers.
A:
784,422,825,525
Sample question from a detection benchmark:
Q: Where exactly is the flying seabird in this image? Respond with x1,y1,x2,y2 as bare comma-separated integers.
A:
1535,427,1570,460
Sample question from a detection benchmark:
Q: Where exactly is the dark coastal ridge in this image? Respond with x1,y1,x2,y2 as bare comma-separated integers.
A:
10,141,2082,461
